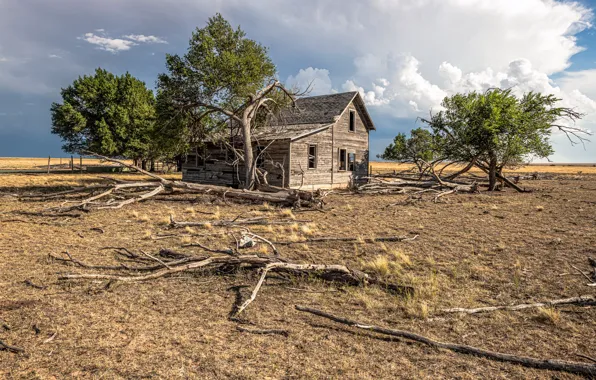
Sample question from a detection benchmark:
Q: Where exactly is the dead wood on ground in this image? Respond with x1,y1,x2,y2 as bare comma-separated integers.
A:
24,152,327,213
441,295,596,314
295,305,596,376
0,339,24,354
53,250,414,317
169,215,310,228
236,326,289,337
274,235,418,245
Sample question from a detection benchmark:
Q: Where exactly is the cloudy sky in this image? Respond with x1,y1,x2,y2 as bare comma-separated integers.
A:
1,0,596,162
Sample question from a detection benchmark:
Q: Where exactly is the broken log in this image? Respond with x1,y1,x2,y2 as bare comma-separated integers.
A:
274,235,418,245
169,215,310,228
441,295,596,314
295,305,596,376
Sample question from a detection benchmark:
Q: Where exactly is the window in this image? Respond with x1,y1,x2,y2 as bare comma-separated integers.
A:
349,110,356,132
348,153,355,171
255,146,266,169
308,144,317,169
338,149,347,171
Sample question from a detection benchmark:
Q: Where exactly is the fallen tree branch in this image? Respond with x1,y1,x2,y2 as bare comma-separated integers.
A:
274,235,418,245
441,295,596,314
236,325,289,337
56,252,414,316
170,215,310,228
0,339,24,354
295,305,596,376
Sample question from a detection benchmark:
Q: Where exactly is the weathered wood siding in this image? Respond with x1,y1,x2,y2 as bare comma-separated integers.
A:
182,144,238,186
255,139,291,188
288,128,334,188
288,99,369,188
182,140,291,188
331,101,369,185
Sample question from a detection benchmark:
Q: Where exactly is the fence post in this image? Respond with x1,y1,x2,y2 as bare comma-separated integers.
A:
80,156,83,174
47,155,51,174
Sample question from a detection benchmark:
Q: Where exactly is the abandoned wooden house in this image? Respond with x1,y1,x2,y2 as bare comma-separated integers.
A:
182,91,376,189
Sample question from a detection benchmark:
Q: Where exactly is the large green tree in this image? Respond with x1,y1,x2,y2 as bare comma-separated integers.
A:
420,88,584,190
157,13,294,189
51,68,156,164
378,127,438,173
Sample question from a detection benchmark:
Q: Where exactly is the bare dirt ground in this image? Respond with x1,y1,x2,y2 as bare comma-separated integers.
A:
1,165,595,379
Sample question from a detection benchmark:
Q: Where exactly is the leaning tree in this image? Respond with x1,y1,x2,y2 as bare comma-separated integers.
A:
51,69,156,168
157,13,297,189
420,89,586,191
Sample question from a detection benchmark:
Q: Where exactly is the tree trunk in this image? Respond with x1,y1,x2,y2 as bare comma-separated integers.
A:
141,160,147,171
150,159,155,172
176,155,183,172
487,155,498,191
242,119,255,190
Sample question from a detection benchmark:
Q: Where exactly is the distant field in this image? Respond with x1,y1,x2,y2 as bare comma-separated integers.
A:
1,157,595,174
370,161,596,174
0,157,129,170
0,157,133,170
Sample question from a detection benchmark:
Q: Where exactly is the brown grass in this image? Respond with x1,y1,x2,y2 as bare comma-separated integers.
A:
370,161,596,175
1,170,595,378
0,157,133,170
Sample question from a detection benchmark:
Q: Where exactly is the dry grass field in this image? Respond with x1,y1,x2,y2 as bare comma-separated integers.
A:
1,165,595,378
370,161,596,175
0,158,123,170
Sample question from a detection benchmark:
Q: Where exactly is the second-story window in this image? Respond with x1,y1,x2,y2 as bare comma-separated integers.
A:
349,110,355,132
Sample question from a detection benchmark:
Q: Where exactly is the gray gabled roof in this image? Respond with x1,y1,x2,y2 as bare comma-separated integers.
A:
271,91,376,131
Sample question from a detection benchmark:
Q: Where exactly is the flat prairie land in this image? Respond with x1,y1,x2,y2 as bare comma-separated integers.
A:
0,157,124,170
370,161,596,175
1,169,595,379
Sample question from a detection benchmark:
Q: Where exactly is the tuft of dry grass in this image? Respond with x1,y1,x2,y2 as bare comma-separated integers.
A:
536,307,561,325
390,249,412,267
280,208,296,219
361,255,403,278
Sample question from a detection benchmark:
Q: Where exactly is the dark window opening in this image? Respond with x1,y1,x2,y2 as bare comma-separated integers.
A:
339,149,347,171
190,146,206,167
348,153,355,171
308,145,317,169
349,110,355,132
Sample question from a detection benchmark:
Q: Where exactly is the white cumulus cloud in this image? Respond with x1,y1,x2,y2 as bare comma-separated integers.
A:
286,67,333,96
79,33,136,53
123,34,167,44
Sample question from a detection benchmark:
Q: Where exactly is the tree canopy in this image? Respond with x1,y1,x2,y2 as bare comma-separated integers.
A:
51,68,156,161
378,127,438,172
383,88,585,190
157,13,294,188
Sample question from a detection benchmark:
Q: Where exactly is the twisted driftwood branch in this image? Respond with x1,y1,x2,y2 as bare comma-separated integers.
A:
295,305,596,376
